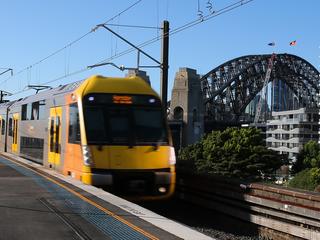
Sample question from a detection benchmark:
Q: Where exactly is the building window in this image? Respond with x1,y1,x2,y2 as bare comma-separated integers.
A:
304,134,311,139
173,107,184,120
303,125,311,130
192,109,198,122
308,114,312,122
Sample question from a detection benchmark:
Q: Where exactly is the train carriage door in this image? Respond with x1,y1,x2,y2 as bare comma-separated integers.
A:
12,113,19,153
48,107,62,168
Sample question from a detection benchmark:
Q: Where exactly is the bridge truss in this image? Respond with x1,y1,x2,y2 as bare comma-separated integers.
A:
200,53,320,123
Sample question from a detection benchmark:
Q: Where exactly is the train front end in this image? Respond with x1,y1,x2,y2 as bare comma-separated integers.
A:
77,76,176,200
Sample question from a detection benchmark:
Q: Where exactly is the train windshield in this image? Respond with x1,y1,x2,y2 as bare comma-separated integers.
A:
83,94,168,146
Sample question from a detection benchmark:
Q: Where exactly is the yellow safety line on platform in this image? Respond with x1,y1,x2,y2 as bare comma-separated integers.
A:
2,155,159,240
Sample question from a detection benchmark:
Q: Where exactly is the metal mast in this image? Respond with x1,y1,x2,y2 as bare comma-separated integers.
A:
253,53,276,124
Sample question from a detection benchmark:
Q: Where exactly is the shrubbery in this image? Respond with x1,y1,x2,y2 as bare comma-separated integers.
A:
289,140,320,191
288,168,320,191
292,140,320,173
178,127,285,179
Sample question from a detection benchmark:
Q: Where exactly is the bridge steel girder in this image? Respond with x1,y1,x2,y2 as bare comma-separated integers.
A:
200,53,320,122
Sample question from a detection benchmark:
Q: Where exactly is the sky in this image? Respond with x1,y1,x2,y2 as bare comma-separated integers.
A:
0,0,319,101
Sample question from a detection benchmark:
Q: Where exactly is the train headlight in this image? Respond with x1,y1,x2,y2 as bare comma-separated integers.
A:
82,145,93,166
158,187,167,193
169,147,176,165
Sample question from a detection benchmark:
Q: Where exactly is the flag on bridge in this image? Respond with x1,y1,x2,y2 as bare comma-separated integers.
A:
268,42,275,46
289,40,297,46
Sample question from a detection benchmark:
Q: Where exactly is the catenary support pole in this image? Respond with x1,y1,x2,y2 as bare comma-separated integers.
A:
160,20,169,112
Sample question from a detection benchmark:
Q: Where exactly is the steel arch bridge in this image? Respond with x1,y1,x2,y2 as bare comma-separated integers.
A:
200,53,320,123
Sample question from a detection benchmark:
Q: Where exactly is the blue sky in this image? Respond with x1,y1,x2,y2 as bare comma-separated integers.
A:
0,0,319,101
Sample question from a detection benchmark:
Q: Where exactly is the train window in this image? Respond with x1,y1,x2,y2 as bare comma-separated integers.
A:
109,110,130,143
85,108,108,142
21,103,32,120
55,116,60,153
49,117,54,152
31,102,39,120
26,103,32,120
38,100,46,120
8,118,13,136
21,104,28,120
68,103,80,143
30,100,46,120
1,119,5,135
133,109,167,143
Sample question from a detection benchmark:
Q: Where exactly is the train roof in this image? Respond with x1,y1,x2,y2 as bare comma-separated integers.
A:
76,75,158,97
0,100,16,107
1,79,86,110
2,75,158,109
14,79,84,105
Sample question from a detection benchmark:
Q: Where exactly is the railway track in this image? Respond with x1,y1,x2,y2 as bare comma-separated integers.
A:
175,172,320,240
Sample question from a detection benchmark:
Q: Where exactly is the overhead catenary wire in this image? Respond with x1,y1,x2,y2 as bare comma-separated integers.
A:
101,0,143,25
91,0,254,66
0,30,94,86
7,0,253,97
11,67,89,97
0,0,144,87
170,0,254,36
197,0,204,20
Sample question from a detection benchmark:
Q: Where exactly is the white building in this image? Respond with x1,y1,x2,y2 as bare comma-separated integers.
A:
266,108,319,160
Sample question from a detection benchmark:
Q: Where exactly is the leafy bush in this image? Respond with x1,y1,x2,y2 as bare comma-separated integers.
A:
178,127,285,179
288,168,320,191
292,140,320,173
177,142,203,171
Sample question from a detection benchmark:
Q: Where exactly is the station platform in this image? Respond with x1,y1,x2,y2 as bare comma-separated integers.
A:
0,153,213,240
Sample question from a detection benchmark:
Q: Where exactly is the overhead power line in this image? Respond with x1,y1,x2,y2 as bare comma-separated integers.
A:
101,0,143,25
7,0,253,97
0,0,144,87
91,0,254,66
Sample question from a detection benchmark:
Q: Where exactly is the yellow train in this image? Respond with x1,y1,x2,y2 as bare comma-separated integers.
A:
0,75,176,200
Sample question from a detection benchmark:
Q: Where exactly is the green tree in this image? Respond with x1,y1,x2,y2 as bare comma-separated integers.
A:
292,140,320,173
178,141,203,171
178,127,285,179
289,168,320,191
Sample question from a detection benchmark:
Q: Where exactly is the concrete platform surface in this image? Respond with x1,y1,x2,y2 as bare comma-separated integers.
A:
0,153,213,240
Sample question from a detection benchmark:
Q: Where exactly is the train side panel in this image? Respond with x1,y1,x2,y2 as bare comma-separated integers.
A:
0,102,12,152
5,92,69,175
61,94,83,180
0,75,176,200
